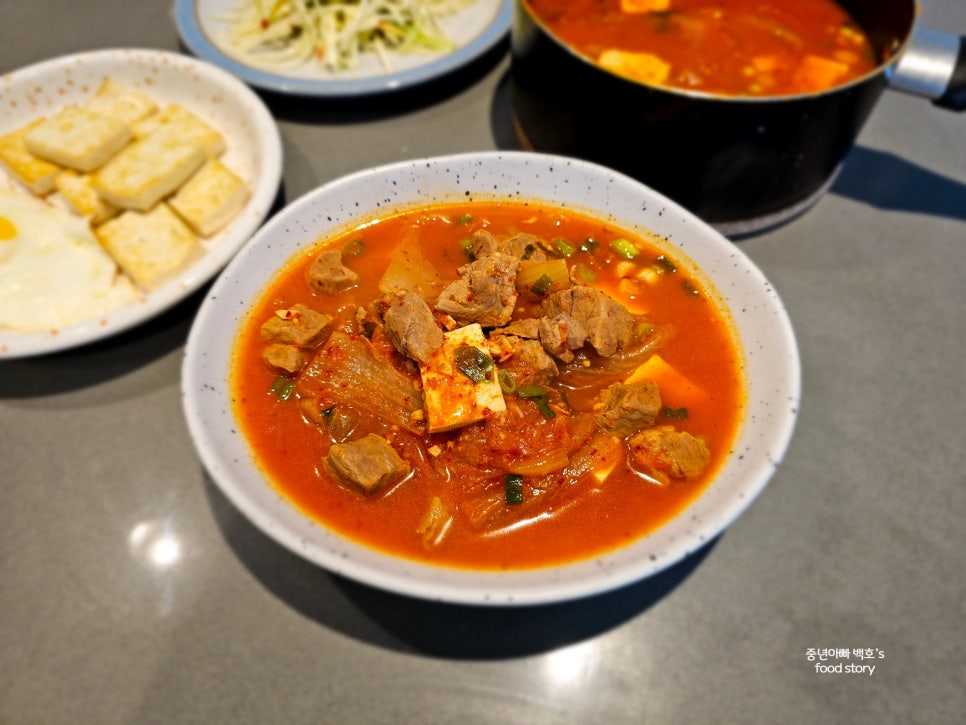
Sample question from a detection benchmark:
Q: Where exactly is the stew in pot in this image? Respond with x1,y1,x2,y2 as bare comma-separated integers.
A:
523,0,882,96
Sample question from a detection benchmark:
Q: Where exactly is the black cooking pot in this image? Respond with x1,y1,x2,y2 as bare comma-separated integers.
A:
511,0,965,235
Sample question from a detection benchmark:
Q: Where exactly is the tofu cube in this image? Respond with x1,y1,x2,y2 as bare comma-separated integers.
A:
624,353,704,408
54,170,119,225
132,104,226,158
0,119,62,195
84,79,159,126
94,202,202,291
23,105,132,172
597,50,671,85
620,0,670,12
168,158,249,236
420,323,506,433
92,131,206,212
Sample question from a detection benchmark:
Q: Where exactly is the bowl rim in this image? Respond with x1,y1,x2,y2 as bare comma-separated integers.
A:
183,151,801,606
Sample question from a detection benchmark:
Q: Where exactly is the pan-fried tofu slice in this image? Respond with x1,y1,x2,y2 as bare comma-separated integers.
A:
420,323,506,433
92,131,206,212
54,170,119,225
84,79,158,126
168,158,249,236
23,106,132,172
132,104,226,158
0,119,62,195
94,202,202,291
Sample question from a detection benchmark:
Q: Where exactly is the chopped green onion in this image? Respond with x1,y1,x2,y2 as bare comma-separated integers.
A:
574,263,596,283
343,238,364,256
634,322,655,340
504,473,524,505
269,376,296,401
610,238,640,260
682,279,701,297
532,396,556,419
498,368,517,395
458,237,476,261
457,213,473,225
529,274,554,296
454,344,494,384
553,238,575,257
579,237,599,253
655,254,677,273
518,384,556,419
517,383,549,398
662,406,689,419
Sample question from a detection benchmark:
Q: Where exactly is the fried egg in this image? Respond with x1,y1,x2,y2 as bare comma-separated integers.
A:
0,190,139,332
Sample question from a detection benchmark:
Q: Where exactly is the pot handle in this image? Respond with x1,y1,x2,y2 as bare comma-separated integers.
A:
888,27,966,111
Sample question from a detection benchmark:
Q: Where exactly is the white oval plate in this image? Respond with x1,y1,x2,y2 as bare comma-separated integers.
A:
183,152,800,606
0,49,282,359
176,0,511,96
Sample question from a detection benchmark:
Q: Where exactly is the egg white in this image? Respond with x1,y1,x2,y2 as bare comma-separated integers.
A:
0,191,139,333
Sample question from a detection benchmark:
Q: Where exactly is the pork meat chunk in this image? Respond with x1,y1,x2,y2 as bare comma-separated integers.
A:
595,381,662,436
260,304,333,346
262,343,305,373
306,249,359,294
490,334,558,384
541,286,634,357
468,230,548,263
503,232,548,262
436,252,519,327
383,290,444,364
499,318,541,339
538,313,588,363
628,425,710,480
325,433,410,495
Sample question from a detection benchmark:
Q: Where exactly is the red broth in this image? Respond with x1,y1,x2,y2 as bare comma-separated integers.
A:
231,202,745,570
524,0,880,96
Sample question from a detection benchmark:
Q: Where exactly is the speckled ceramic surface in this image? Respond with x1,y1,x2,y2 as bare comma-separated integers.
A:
182,152,800,605
176,0,511,96
0,49,282,358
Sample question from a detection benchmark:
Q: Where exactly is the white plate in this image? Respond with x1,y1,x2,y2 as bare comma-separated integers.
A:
0,49,282,359
183,152,801,606
175,0,512,96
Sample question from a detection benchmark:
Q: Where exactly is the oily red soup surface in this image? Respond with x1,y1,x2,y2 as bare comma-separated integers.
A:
231,202,745,570
524,0,880,96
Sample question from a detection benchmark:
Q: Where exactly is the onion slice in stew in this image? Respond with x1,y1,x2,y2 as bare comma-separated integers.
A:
507,448,570,476
557,324,676,403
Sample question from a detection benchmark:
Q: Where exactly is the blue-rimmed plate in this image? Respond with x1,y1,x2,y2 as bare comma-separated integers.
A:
175,0,511,97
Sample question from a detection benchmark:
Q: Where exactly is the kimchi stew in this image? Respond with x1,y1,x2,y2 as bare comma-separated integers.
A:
231,201,745,569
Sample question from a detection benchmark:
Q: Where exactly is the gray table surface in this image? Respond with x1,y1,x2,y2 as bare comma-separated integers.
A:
2,2,964,723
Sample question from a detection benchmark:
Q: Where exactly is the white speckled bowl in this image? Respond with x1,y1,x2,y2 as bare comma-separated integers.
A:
0,49,282,358
182,152,800,606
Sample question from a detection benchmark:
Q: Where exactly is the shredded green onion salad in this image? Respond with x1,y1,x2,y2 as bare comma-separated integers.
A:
217,0,477,73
